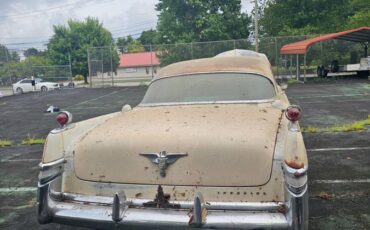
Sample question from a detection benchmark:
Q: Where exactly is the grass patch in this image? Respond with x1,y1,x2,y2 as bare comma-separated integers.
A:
287,79,299,85
139,81,147,87
301,126,318,133
0,139,12,147
302,115,370,133
21,136,46,145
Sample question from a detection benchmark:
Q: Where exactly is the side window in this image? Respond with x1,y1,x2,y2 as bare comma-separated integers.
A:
21,80,31,84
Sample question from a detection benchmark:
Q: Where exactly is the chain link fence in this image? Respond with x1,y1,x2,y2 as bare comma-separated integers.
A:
1,35,365,96
0,47,73,96
88,35,365,88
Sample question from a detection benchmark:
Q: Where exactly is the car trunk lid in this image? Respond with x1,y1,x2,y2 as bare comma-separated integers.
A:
74,104,282,187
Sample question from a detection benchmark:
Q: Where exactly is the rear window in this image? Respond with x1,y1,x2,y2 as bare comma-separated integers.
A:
141,73,276,104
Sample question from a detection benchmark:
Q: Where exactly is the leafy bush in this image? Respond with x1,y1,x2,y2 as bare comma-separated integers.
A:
74,75,84,81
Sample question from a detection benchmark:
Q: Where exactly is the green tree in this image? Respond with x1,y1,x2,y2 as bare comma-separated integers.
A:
154,0,251,65
116,36,134,53
139,29,158,45
155,0,251,43
260,0,354,36
116,36,147,53
11,51,20,62
346,0,370,28
0,44,11,63
24,48,40,57
127,40,145,53
47,17,119,83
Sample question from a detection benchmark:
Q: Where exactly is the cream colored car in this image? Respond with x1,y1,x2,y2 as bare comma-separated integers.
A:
38,50,308,229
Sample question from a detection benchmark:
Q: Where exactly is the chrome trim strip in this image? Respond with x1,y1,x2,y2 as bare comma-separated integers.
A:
139,99,276,107
152,71,276,85
39,158,66,171
50,124,75,134
285,184,308,230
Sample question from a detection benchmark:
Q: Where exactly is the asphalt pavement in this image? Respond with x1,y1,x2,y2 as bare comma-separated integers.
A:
0,79,369,229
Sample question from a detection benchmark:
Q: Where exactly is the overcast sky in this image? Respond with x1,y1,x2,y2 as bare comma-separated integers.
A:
0,0,253,50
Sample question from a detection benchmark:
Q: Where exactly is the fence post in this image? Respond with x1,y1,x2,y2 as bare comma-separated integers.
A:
290,55,293,79
101,48,104,87
110,44,114,87
296,54,300,80
87,48,92,88
275,37,279,78
190,42,193,59
304,54,307,82
68,53,73,83
150,44,154,79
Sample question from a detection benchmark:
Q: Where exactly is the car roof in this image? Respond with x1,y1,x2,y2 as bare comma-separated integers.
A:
157,51,275,82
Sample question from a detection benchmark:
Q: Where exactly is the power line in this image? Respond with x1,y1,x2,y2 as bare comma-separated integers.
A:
0,0,94,19
1,23,156,46
111,24,156,35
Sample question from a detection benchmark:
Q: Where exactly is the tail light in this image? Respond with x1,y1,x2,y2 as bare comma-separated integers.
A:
56,111,72,127
285,105,302,122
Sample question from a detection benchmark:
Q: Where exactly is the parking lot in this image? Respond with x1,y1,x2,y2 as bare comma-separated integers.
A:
0,79,369,229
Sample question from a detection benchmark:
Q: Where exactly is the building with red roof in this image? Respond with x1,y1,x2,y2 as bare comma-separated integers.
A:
117,51,161,78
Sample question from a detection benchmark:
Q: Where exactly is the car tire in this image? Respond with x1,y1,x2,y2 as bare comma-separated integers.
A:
41,86,48,92
16,87,23,94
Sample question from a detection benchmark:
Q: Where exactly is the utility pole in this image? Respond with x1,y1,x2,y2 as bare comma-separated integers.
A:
253,0,259,52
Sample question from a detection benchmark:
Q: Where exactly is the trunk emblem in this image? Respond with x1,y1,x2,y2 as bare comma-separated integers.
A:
140,151,188,177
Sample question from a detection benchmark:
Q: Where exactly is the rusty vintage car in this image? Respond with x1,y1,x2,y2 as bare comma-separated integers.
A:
38,50,308,229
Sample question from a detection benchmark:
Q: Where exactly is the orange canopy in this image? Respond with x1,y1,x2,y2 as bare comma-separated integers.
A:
280,27,370,55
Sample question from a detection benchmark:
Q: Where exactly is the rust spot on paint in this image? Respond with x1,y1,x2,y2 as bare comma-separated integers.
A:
135,193,142,198
214,105,219,108
277,204,287,213
144,167,148,170
285,160,304,169
143,185,180,208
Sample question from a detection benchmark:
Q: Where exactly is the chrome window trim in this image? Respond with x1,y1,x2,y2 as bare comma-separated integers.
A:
139,99,276,107
140,71,278,107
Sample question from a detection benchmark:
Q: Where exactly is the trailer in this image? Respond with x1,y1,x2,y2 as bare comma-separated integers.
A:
280,27,370,79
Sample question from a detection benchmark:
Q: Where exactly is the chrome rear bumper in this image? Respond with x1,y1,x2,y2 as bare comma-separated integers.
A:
38,179,308,229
